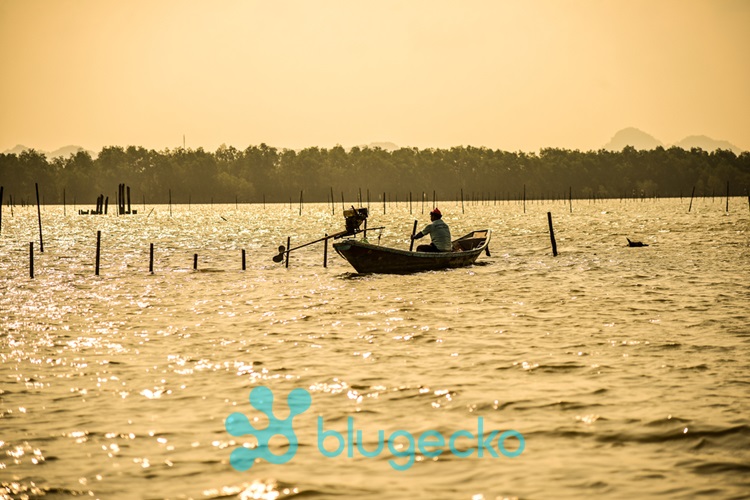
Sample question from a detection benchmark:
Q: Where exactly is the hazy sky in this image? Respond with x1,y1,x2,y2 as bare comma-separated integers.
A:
1,0,748,153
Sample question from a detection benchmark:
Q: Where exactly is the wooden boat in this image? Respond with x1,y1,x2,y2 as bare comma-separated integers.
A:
333,230,491,274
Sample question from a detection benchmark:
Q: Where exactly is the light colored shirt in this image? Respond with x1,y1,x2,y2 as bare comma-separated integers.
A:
421,219,452,251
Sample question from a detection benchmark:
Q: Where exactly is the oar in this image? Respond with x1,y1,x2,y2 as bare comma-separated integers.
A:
409,220,418,252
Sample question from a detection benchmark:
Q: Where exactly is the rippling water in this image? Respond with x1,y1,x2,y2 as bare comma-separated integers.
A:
1,198,749,499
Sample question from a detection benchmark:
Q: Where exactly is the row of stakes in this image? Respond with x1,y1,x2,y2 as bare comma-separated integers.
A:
24,231,333,278
24,229,380,279
23,212,559,279
21,208,569,279
21,207,381,278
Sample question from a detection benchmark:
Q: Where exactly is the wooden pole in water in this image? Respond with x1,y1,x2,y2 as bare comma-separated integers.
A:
193,253,198,271
127,186,131,214
688,186,696,212
383,192,386,214
29,242,34,278
409,191,412,215
523,184,526,214
330,187,335,215
149,243,154,274
341,192,345,212
726,181,730,212
95,230,101,275
242,249,246,271
299,190,303,216
323,233,328,268
35,183,44,252
63,188,66,216
285,236,290,268
461,188,465,214
169,189,172,217
569,186,572,213
547,212,558,257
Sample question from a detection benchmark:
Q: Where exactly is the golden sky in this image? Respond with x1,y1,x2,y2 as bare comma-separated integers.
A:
1,0,748,153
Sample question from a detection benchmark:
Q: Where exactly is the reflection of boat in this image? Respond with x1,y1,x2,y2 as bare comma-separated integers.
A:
333,230,491,274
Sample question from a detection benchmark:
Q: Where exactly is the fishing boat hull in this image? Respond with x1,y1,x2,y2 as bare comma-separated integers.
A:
333,230,491,274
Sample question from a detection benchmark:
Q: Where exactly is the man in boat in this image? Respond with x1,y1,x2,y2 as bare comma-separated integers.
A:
411,207,452,252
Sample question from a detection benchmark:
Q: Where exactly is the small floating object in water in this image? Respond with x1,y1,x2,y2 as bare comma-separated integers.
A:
272,245,286,263
627,238,648,247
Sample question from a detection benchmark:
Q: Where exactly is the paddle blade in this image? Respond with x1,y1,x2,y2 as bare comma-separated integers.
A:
272,253,284,263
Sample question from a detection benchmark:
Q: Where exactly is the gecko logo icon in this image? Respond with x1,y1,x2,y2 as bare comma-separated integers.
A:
225,386,311,471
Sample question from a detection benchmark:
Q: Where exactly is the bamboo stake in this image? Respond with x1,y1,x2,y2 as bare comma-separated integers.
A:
285,237,290,268
688,186,696,212
35,183,44,252
726,181,730,212
569,186,572,213
95,230,101,275
547,212,558,257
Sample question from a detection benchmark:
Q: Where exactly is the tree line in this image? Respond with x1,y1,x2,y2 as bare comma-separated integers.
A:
1,144,748,206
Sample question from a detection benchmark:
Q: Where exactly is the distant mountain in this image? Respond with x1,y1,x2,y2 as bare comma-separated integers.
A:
48,145,89,158
358,142,399,152
673,135,742,155
2,144,95,158
3,144,32,155
603,128,664,151
604,128,745,154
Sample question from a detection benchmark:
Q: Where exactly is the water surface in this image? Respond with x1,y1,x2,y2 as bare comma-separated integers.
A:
1,198,749,499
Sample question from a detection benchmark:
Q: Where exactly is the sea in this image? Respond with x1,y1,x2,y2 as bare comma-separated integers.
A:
1,197,749,499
